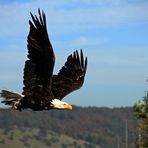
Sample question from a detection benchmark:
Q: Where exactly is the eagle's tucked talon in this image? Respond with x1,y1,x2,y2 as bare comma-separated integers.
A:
12,104,18,110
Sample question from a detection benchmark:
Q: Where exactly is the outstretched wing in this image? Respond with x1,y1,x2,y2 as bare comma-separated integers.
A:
23,9,55,101
52,50,87,100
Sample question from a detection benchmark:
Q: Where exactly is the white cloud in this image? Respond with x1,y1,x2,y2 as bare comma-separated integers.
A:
71,37,108,46
52,36,108,51
0,0,148,37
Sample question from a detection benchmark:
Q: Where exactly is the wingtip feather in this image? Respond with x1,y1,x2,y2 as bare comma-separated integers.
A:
80,49,84,68
85,57,88,72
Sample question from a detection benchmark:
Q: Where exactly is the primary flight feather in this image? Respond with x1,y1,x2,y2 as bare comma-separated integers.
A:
0,9,87,111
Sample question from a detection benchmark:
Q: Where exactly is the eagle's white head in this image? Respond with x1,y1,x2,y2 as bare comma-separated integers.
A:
50,99,72,110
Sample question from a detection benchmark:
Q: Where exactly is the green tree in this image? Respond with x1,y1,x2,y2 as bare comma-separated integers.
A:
133,88,148,148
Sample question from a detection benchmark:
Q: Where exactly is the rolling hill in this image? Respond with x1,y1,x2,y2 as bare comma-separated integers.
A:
0,106,137,148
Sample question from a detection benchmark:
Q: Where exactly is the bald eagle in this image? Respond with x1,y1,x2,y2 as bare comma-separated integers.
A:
0,9,87,111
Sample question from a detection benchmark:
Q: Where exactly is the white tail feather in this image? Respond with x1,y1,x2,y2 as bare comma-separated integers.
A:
0,90,23,106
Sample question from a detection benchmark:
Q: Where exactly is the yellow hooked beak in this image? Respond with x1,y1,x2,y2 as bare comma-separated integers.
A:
64,104,73,110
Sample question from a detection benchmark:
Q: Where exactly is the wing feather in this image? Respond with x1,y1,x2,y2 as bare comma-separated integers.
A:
23,9,55,102
52,50,87,100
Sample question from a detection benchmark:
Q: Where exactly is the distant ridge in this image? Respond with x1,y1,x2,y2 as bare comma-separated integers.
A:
0,106,137,148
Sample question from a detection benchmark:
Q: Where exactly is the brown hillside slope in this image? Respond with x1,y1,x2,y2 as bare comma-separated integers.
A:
0,106,137,148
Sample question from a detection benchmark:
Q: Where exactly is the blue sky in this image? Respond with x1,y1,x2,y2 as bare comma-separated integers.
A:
0,0,148,107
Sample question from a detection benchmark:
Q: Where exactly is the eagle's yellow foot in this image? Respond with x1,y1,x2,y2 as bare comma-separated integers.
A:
12,104,18,110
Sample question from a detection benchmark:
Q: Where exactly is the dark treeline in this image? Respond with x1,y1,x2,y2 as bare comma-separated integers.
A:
0,106,137,148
